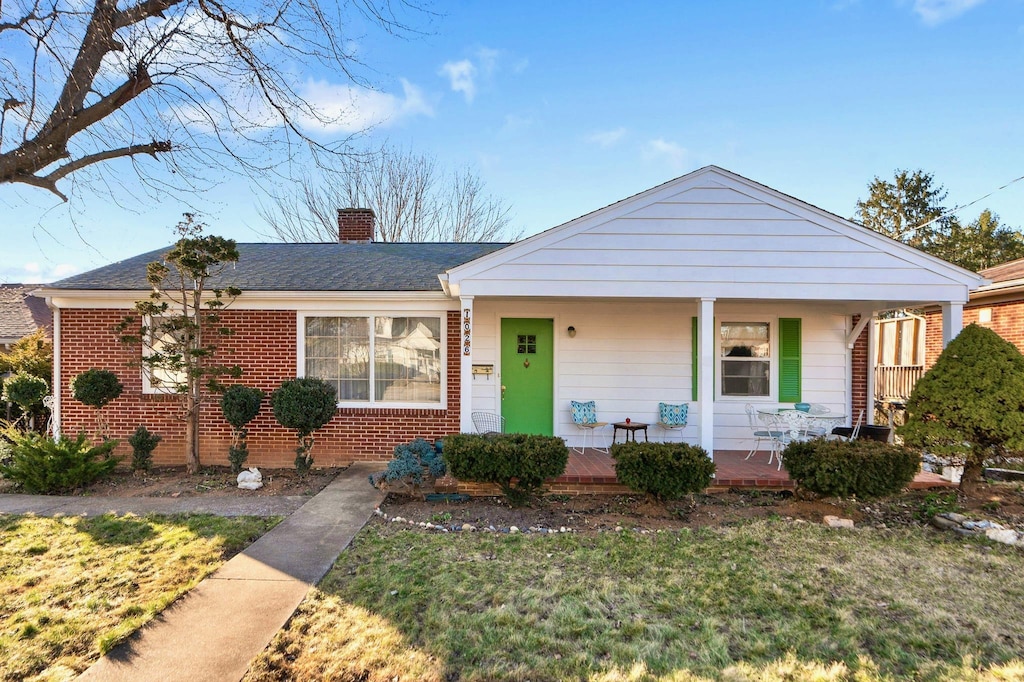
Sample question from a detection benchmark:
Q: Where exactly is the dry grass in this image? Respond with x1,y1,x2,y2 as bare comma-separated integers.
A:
0,513,278,681
246,520,1024,681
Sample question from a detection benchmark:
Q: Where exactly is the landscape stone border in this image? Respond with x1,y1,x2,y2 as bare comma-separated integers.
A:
930,512,1021,546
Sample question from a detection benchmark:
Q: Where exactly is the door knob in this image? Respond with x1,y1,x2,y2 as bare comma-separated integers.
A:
501,384,506,400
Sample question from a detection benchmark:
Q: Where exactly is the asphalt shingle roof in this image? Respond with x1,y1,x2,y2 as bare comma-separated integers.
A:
980,257,1024,284
0,285,52,341
48,242,511,292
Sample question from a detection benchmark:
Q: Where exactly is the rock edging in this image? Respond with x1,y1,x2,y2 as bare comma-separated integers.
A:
930,512,1020,545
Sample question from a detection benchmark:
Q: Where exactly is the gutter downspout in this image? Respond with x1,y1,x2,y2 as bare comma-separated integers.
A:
47,299,60,439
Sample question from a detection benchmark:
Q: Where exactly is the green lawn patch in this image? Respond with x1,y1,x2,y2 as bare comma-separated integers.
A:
0,513,278,681
247,521,1024,681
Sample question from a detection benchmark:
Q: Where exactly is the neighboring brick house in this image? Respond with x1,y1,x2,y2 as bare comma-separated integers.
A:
923,257,1024,367
39,166,985,467
0,284,52,351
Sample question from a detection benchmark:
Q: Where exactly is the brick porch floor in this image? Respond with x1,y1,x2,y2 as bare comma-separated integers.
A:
558,448,953,491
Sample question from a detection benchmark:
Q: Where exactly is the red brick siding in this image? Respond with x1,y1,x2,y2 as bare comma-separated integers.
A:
923,300,1024,368
59,308,461,467
851,315,869,422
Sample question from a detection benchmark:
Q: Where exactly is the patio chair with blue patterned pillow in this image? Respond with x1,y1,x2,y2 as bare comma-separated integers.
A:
656,402,688,442
570,400,608,454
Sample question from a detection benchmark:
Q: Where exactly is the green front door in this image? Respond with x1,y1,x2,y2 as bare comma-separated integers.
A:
500,318,554,435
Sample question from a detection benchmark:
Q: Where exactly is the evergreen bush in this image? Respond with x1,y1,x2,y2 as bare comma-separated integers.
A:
2,372,49,413
900,323,1024,492
611,442,715,500
370,438,446,494
782,439,920,499
444,433,568,506
128,425,162,472
220,384,264,474
70,369,123,409
0,431,120,493
270,378,336,475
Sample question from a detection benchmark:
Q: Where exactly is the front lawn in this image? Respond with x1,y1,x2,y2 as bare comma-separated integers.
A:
247,520,1024,681
0,513,278,681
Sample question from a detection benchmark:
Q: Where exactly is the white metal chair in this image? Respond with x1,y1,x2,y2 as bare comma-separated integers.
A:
830,409,865,442
656,402,688,442
471,411,506,435
744,404,782,461
570,400,609,454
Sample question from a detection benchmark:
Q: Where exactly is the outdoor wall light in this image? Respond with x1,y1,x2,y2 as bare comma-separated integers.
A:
567,326,576,338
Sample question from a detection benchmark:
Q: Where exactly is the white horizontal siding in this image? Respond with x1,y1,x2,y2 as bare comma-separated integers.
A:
469,300,849,451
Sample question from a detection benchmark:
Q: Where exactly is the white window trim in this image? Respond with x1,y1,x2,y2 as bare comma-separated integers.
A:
141,314,187,395
715,316,778,402
297,311,447,410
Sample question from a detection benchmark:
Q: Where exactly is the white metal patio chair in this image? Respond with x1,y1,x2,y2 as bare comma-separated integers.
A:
471,410,506,435
830,409,865,442
570,400,609,454
656,402,688,442
744,403,782,461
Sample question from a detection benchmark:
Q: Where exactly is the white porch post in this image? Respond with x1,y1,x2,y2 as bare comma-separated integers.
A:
698,297,715,457
941,302,964,348
459,296,474,433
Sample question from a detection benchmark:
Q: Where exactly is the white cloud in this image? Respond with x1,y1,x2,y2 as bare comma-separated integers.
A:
643,138,689,172
296,78,433,133
912,0,985,25
587,128,627,148
439,59,477,102
1,262,81,284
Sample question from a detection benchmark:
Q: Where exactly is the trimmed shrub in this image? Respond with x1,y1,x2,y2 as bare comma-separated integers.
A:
128,425,162,472
901,323,1024,492
2,371,48,413
271,378,336,476
612,441,715,500
70,369,123,409
782,438,920,499
220,384,264,474
370,438,446,495
444,433,568,506
0,431,120,493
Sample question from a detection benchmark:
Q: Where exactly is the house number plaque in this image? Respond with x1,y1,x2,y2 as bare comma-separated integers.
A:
462,308,472,356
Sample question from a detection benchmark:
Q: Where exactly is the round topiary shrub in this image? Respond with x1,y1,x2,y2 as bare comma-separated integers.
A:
70,369,123,409
270,378,336,475
220,384,264,474
611,441,715,500
2,371,49,413
782,438,920,499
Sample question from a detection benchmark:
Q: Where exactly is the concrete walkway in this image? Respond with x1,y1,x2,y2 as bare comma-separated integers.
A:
0,492,310,517
67,462,383,682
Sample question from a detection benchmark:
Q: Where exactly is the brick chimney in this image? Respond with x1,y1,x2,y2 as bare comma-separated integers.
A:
337,208,375,243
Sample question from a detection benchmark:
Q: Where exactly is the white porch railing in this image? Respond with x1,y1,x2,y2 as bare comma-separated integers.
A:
874,365,924,401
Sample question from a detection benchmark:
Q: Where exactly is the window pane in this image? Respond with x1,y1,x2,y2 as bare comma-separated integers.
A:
721,322,770,358
147,317,187,391
305,317,369,401
722,360,770,396
375,316,442,403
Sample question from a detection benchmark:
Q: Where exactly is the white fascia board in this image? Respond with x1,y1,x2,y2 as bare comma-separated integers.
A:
40,289,455,311
970,278,1024,300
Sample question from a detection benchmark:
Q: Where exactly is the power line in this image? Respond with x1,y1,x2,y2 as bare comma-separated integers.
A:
912,172,1024,233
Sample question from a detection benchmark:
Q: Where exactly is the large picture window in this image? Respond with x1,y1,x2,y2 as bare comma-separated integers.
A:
304,315,443,404
720,321,770,397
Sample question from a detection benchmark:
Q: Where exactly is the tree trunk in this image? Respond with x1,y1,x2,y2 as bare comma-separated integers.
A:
959,459,984,495
185,396,200,474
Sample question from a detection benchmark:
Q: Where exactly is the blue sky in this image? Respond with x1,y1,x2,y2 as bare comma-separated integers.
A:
2,0,1022,283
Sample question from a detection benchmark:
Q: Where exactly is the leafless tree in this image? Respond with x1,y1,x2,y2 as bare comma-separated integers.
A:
0,0,423,201
259,144,518,242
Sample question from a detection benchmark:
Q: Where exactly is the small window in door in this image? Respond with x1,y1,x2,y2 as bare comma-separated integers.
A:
517,334,537,354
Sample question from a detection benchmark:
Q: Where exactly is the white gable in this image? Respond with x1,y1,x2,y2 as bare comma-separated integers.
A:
446,167,985,306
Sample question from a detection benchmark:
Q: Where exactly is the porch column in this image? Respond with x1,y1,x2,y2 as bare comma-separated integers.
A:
698,297,715,457
459,296,474,433
941,302,964,348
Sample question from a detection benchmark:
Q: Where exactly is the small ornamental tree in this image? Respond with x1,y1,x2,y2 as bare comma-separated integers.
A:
901,324,1024,493
116,214,242,474
2,372,49,430
0,329,53,383
128,426,162,473
70,369,123,440
270,378,336,476
220,385,264,474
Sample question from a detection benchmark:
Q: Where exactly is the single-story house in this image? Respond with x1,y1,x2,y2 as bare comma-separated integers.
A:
923,257,1024,366
0,284,53,352
38,166,986,467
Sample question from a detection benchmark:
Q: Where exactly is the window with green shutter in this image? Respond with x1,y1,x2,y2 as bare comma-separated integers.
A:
778,318,802,403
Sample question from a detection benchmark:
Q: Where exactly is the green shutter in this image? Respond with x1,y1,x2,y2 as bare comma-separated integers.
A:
691,317,698,401
778,318,802,403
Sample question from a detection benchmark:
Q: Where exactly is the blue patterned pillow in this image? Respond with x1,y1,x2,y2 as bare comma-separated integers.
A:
659,402,688,426
571,400,597,424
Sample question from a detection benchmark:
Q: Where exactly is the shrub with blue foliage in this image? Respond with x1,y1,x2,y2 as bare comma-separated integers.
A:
369,438,446,494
